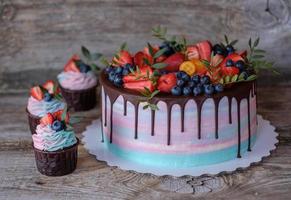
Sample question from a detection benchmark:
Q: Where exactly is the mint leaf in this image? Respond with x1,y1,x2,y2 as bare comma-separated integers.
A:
153,48,167,59
152,62,167,69
81,46,91,60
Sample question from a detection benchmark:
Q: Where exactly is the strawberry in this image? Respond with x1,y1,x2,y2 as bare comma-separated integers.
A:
134,51,154,68
53,109,69,123
238,50,247,59
219,53,244,68
157,73,177,93
163,53,185,72
40,113,54,125
43,80,55,94
210,54,224,67
123,65,153,83
64,54,80,72
196,40,212,62
124,80,155,92
30,86,44,101
220,66,240,76
112,50,133,66
186,45,200,60
143,45,159,57
155,55,167,62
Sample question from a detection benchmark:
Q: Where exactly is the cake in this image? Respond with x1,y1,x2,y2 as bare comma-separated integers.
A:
27,80,66,135
98,27,273,168
32,110,78,176
57,54,98,111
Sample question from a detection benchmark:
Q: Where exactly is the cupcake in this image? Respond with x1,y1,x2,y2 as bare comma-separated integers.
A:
57,55,97,111
32,111,78,176
27,80,66,135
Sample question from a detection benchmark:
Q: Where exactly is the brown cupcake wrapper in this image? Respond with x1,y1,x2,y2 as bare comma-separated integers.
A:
26,109,41,135
59,84,97,111
33,138,79,176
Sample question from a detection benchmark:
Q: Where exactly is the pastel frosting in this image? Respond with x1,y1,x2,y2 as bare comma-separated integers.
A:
27,97,65,117
57,71,97,90
32,124,77,152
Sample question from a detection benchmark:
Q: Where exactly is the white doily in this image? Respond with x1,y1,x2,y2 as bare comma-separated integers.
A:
82,115,278,177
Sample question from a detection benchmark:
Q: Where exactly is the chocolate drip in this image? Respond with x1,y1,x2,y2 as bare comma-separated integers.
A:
228,97,232,124
134,103,139,139
237,100,242,158
100,71,256,158
123,99,127,116
151,110,155,136
247,96,251,151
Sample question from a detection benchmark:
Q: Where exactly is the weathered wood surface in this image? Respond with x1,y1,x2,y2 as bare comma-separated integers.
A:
1,0,291,91
0,85,291,200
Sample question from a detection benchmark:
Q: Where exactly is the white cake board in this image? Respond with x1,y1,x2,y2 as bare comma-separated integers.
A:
82,115,278,177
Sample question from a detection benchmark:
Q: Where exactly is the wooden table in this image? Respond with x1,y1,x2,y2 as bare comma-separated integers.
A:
0,85,290,200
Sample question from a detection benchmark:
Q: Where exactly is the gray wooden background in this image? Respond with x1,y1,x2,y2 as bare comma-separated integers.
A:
0,0,291,92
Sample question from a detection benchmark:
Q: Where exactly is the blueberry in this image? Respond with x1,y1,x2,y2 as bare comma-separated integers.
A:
226,45,235,54
160,69,168,75
181,73,190,82
176,71,187,79
52,120,64,132
124,63,132,69
213,44,226,56
79,63,91,73
108,71,116,82
176,79,185,87
183,87,192,96
171,86,182,96
226,59,234,67
193,85,203,96
122,68,129,75
44,93,52,102
214,84,224,93
159,42,175,56
191,75,200,84
187,81,196,88
105,66,113,74
235,60,245,71
200,75,211,85
204,84,215,95
114,67,123,74
113,74,123,87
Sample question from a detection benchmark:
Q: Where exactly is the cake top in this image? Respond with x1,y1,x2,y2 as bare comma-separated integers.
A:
99,26,276,110
32,109,77,152
27,80,66,117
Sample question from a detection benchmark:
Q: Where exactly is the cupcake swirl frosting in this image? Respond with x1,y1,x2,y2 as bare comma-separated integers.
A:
57,71,97,90
32,124,77,152
27,97,65,117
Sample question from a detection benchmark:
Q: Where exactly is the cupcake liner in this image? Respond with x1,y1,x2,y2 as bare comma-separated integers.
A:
33,138,79,176
59,84,97,111
26,109,40,135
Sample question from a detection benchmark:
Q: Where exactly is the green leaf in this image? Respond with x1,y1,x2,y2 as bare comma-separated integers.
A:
224,35,229,44
247,74,257,81
149,104,159,111
200,59,210,67
100,57,110,66
143,104,149,110
225,76,231,83
147,43,155,57
253,55,265,59
219,78,224,84
248,38,252,48
90,63,101,71
69,116,82,124
152,62,168,69
143,58,151,66
61,105,68,121
231,74,238,82
254,38,260,47
143,87,151,95
238,73,246,80
254,49,266,54
120,42,127,51
91,53,103,60
153,48,167,59
81,46,91,60
229,39,239,46
150,90,160,99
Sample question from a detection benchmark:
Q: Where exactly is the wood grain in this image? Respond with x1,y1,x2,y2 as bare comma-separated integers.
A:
0,85,290,199
0,0,291,91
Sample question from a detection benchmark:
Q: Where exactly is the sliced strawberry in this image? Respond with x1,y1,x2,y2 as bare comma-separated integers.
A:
123,65,153,83
219,53,244,68
220,66,240,76
40,113,54,125
64,54,80,72
134,51,154,68
124,80,155,92
186,45,200,60
30,86,44,101
53,109,69,123
43,80,55,94
196,40,212,62
163,53,185,72
143,45,159,57
157,73,177,93
155,55,167,63
210,54,224,67
112,50,133,66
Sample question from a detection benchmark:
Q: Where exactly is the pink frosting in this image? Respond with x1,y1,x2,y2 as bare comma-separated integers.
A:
57,71,97,90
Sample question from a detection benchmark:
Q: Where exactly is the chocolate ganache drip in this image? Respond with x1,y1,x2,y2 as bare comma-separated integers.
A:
100,71,256,158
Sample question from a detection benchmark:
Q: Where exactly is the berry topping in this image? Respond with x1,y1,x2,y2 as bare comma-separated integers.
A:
179,61,196,76
186,45,200,60
171,86,182,96
52,120,64,132
124,80,155,92
112,50,133,66
114,66,123,74
123,65,153,83
176,79,185,87
108,71,116,82
182,87,192,96
122,68,130,76
163,53,185,72
226,59,234,67
42,80,55,94
53,109,69,123
196,40,212,62
214,84,224,93
191,75,201,84
64,55,80,72
40,113,54,126
159,41,175,56
200,75,211,85
180,72,190,82
226,45,235,54
204,84,215,95
113,74,123,87
213,44,227,56
134,51,153,68
157,73,177,93
78,62,91,73
44,93,52,102
30,86,44,101
193,85,203,96
235,60,245,71
105,66,114,74
187,81,196,88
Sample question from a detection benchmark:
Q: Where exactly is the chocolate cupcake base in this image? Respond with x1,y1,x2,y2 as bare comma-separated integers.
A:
26,109,40,135
59,84,97,111
33,138,79,176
